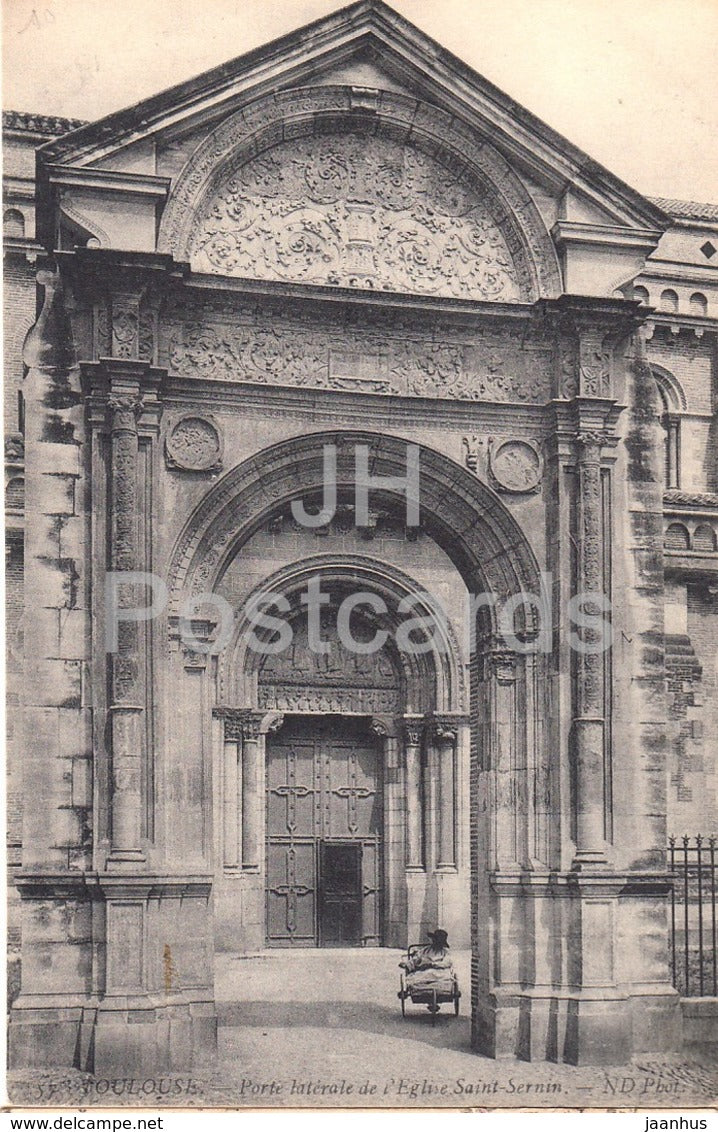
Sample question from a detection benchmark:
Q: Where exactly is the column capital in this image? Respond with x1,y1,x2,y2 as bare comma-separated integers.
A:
574,429,613,453
430,714,467,745
169,615,218,669
482,648,520,684
401,715,425,746
214,708,283,741
370,715,398,740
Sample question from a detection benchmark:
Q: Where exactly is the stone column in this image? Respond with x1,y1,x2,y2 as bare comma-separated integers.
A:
106,386,145,865
433,720,457,870
222,721,241,870
403,717,424,869
239,712,263,869
224,709,284,870
485,649,520,871
371,718,403,946
572,429,609,867
663,411,681,489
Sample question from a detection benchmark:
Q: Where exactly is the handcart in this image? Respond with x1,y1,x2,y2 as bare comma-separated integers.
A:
397,944,460,1025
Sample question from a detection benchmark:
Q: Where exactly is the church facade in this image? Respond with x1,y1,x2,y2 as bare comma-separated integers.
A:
4,0,717,1073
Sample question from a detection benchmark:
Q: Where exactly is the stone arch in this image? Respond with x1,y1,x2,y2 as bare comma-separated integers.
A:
650,363,687,412
218,554,467,715
167,429,544,641
166,430,550,966
158,86,561,302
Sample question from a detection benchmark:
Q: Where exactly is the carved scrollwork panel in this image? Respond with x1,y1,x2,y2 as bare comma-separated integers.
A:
187,133,523,302
162,300,553,404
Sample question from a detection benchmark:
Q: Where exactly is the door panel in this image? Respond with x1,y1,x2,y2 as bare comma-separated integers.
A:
319,842,362,945
266,717,382,946
266,841,316,945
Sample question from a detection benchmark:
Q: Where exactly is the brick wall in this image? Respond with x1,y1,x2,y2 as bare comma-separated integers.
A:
3,258,35,432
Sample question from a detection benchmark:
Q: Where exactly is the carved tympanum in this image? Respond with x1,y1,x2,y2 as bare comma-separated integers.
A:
188,132,522,302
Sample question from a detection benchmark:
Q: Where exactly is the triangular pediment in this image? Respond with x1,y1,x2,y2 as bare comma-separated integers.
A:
36,0,669,301
40,0,665,232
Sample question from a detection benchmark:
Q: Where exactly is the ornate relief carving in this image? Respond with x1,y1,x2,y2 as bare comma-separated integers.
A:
165,414,223,472
159,88,561,300
258,618,397,685
94,301,111,359
578,331,612,397
462,434,484,472
258,685,400,713
557,339,579,399
489,438,543,494
402,719,424,747
256,616,400,714
188,132,522,302
433,721,458,745
111,295,140,360
163,304,552,404
574,431,607,715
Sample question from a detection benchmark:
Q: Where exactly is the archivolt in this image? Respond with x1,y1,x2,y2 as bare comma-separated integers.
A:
218,554,467,715
167,429,543,642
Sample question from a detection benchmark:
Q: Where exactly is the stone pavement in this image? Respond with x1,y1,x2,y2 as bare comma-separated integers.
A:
7,949,718,1109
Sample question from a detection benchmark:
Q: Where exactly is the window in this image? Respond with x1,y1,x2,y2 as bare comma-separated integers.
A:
3,208,25,238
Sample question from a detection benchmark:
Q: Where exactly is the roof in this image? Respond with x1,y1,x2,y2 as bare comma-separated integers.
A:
650,197,718,222
2,110,88,137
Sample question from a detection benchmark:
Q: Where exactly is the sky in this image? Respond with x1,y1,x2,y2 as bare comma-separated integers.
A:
3,0,717,202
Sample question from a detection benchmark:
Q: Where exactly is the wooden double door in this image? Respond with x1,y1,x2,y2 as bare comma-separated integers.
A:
266,716,382,947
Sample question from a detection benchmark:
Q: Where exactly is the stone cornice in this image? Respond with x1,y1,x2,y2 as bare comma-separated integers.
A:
13,870,213,900
664,490,718,511
46,163,170,199
187,270,539,326
551,220,663,252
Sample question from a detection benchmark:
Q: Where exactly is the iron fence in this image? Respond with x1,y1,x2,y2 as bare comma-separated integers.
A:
669,835,717,997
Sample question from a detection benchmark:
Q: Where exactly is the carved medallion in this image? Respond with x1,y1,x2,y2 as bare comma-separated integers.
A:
489,439,542,494
165,414,223,472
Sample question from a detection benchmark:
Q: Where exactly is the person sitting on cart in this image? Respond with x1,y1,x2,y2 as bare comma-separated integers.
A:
400,929,454,990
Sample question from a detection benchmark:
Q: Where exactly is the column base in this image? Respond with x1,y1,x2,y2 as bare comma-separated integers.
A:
105,850,147,870
473,986,683,1064
571,852,610,870
8,994,218,1074
405,868,429,945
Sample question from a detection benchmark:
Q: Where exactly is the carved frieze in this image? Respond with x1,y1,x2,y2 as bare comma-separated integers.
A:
162,303,552,404
165,414,223,472
257,685,400,713
187,132,523,302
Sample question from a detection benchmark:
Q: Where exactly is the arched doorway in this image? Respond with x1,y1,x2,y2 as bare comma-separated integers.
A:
214,557,468,950
165,429,547,1045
